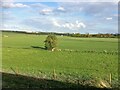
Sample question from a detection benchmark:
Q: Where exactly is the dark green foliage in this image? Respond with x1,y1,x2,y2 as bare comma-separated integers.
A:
44,34,57,50
71,33,81,37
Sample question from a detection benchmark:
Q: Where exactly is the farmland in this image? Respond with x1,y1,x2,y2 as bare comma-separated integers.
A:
2,32,119,88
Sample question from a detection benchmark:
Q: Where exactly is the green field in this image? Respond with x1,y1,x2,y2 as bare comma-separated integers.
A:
2,32,118,88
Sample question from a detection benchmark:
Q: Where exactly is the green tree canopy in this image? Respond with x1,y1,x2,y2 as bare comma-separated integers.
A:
44,35,57,51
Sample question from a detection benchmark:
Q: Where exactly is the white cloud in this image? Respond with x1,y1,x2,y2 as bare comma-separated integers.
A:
0,24,20,30
13,3,29,8
30,3,49,9
57,6,65,11
52,19,61,27
0,0,14,2
40,8,53,15
39,6,66,15
52,19,86,30
59,2,117,17
77,22,86,28
106,17,112,20
2,2,29,8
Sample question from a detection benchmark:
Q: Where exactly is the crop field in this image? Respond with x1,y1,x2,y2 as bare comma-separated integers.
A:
2,32,119,88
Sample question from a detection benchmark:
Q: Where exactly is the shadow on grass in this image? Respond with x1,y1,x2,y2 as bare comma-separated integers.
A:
31,46,46,50
1,72,111,90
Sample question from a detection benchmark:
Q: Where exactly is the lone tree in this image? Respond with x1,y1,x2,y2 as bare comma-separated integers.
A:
44,34,57,51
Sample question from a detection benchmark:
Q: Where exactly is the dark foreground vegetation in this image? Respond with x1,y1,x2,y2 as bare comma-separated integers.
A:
2,72,114,90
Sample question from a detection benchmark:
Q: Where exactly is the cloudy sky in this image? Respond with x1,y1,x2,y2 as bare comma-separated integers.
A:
0,0,119,33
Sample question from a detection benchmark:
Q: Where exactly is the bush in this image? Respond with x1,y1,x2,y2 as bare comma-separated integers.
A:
44,34,57,51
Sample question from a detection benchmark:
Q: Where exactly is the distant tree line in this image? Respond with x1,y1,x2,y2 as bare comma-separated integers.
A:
2,30,120,38
70,33,120,38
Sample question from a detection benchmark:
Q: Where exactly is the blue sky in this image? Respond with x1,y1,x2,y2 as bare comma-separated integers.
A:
0,0,118,34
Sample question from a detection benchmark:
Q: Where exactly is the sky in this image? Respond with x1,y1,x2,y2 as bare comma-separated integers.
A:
0,0,119,34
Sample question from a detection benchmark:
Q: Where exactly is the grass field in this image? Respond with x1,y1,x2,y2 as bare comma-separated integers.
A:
2,32,119,88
